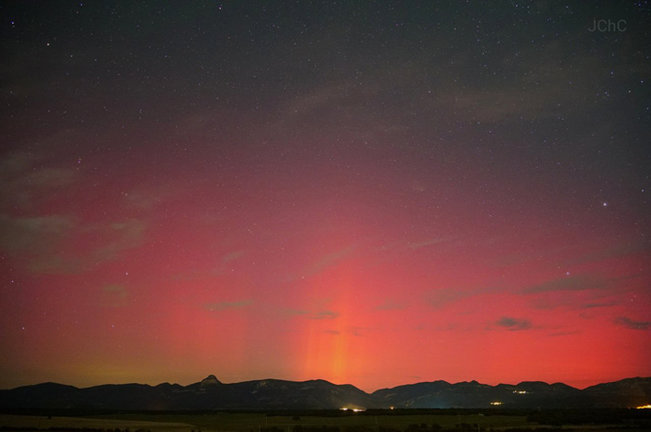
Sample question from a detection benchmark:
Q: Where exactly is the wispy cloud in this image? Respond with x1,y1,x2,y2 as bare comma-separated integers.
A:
523,273,636,311
427,288,468,308
309,309,339,320
427,286,498,309
222,250,245,263
582,300,618,309
214,250,245,274
614,317,650,330
447,42,611,124
322,326,372,336
204,299,253,312
350,326,371,337
300,245,356,278
523,275,607,294
0,214,75,253
407,237,453,250
0,214,147,274
530,294,618,311
0,213,83,274
0,151,77,211
375,299,406,311
91,219,147,264
494,316,532,331
101,284,129,307
286,308,340,320
570,239,650,266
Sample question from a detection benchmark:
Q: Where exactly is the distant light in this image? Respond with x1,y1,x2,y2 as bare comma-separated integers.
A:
490,401,503,406
340,407,365,412
513,390,527,394
389,406,395,410
636,404,651,409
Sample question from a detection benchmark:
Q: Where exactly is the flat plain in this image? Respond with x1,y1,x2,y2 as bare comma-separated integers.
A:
1,411,650,432
92,412,530,431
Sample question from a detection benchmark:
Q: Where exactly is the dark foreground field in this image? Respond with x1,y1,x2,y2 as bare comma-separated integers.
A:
1,409,650,432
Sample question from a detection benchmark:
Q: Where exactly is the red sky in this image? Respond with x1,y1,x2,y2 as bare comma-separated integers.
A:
1,1,649,392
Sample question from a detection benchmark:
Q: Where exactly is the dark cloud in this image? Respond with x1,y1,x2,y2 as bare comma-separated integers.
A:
310,310,339,320
350,326,371,337
286,308,339,320
530,295,618,311
524,273,640,311
495,317,532,331
427,289,468,308
582,301,618,309
614,317,650,330
523,275,607,294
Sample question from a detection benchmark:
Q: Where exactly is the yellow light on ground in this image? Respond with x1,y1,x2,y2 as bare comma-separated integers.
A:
636,404,651,409
340,406,366,412
490,401,503,406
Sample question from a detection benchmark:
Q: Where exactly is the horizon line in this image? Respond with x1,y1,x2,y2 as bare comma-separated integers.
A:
4,374,649,393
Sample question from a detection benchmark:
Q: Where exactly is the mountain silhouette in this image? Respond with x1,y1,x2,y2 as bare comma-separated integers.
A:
1,376,649,410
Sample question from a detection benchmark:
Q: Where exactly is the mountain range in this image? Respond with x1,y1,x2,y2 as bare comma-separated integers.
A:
1,376,649,411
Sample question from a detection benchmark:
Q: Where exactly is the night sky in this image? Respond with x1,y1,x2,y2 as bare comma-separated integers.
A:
1,1,650,392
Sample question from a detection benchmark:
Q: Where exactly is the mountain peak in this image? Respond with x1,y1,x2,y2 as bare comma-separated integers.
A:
2,376,649,410
200,375,221,385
